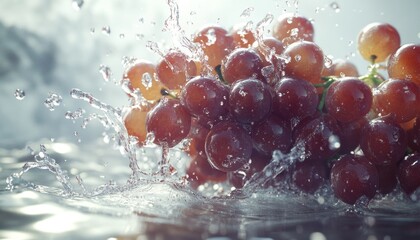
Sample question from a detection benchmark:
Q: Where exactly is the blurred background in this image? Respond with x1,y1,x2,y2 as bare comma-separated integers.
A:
0,0,419,148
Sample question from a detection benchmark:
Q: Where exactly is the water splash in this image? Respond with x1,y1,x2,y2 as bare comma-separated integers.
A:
14,89,26,100
240,7,255,18
44,93,63,111
71,0,83,11
329,2,341,13
99,64,112,82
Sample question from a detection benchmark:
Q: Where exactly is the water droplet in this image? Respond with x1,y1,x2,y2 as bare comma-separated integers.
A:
141,72,153,89
44,93,63,111
99,64,112,82
102,26,111,35
119,33,125,39
14,89,25,100
89,27,95,34
290,27,299,37
348,40,354,46
240,7,254,18
65,108,85,120
324,55,333,68
294,54,301,62
72,0,83,11
329,2,341,13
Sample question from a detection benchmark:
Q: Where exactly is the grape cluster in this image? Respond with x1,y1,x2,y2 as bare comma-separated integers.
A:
121,13,420,205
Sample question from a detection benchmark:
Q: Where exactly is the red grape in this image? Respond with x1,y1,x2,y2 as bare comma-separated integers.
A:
360,117,407,166
373,78,420,123
272,13,314,46
156,50,197,90
187,154,227,189
388,44,420,87
292,159,328,194
398,153,420,195
357,22,400,63
330,154,379,205
229,78,273,125
283,41,324,88
221,48,265,84
146,97,191,148
325,77,373,123
180,76,230,124
205,121,253,172
251,115,293,156
193,26,234,70
273,77,319,121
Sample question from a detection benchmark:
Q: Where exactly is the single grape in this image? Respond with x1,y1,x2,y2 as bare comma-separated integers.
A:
124,60,164,101
231,24,256,49
293,114,341,163
123,104,152,144
325,77,373,123
274,77,319,121
373,78,420,123
330,154,379,205
205,121,253,172
156,50,197,90
337,117,368,154
398,153,420,195
253,37,285,67
251,115,292,156
229,78,273,124
357,22,400,63
146,97,191,148
388,44,420,87
407,117,420,152
283,41,324,88
272,13,314,46
193,26,234,70
292,159,328,194
221,48,265,84
180,76,230,124
360,117,407,166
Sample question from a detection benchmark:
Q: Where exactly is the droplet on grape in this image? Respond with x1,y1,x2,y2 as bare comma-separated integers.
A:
14,89,25,100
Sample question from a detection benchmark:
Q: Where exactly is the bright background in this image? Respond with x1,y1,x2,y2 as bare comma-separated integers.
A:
0,0,419,147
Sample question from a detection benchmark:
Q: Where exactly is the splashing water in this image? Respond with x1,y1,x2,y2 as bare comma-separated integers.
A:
44,92,63,111
14,89,26,100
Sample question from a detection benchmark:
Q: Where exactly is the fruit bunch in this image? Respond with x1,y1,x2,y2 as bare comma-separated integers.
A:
121,13,420,205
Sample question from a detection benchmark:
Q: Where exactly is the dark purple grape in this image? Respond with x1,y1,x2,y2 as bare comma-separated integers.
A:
274,77,319,121
337,117,368,154
331,154,379,205
292,159,328,194
205,121,253,172
222,48,265,84
229,78,273,124
251,115,292,156
398,153,420,195
325,77,373,123
146,97,191,148
360,117,407,166
376,164,398,194
180,76,229,123
293,114,341,162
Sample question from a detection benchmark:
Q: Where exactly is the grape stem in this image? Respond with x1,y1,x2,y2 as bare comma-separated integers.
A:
214,65,228,84
160,88,178,99
359,63,384,87
314,77,336,112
